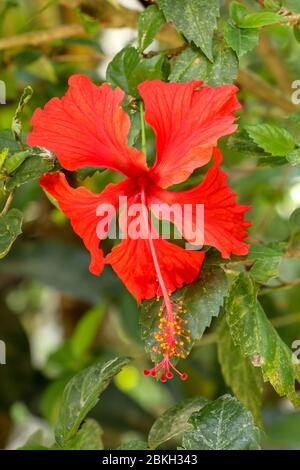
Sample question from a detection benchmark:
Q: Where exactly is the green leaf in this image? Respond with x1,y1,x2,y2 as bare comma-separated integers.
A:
140,266,227,363
3,150,30,174
0,209,23,259
181,395,261,450
246,124,296,157
227,129,269,158
138,5,165,52
230,1,247,25
70,305,105,359
5,151,57,191
25,56,57,84
294,26,300,44
54,356,131,447
0,129,21,153
106,46,165,97
118,440,148,450
217,316,264,424
287,148,300,166
289,208,300,232
224,23,259,57
148,397,208,449
169,42,238,86
158,0,220,62
11,86,33,144
248,242,286,283
224,272,300,406
65,419,104,450
238,12,284,29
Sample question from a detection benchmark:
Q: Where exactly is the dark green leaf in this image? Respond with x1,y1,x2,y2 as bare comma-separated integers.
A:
148,397,208,449
170,41,238,86
294,26,300,44
224,23,259,57
0,129,21,153
218,316,264,424
158,0,220,62
0,208,22,259
224,272,300,406
106,46,165,97
55,356,131,446
138,5,165,52
181,395,261,450
246,124,296,157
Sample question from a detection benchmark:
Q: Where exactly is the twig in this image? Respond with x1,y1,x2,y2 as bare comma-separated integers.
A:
257,31,292,95
0,190,15,217
237,69,299,114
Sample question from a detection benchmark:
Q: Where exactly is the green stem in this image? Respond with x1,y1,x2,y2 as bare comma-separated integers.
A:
139,101,147,158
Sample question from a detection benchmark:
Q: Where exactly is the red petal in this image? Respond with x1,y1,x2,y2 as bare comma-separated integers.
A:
106,237,205,302
28,75,147,178
138,80,241,188
40,172,137,275
148,149,251,258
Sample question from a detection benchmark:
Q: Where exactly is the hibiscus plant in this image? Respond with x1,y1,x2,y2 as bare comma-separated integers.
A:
0,0,300,453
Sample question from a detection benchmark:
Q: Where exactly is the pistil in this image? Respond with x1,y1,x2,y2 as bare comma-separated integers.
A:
140,188,190,382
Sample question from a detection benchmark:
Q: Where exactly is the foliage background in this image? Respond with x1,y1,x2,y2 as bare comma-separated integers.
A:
0,0,300,450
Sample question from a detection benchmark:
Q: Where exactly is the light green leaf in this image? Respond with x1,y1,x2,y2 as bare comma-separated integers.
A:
106,46,165,97
70,306,105,359
54,356,131,447
158,0,220,62
238,12,284,29
0,208,23,259
248,242,286,283
25,56,57,83
169,42,238,86
230,1,247,25
218,316,264,424
3,150,30,174
287,148,300,166
65,419,103,450
11,86,33,144
224,272,300,406
138,4,165,51
246,124,296,157
224,23,259,57
148,397,208,449
181,395,261,450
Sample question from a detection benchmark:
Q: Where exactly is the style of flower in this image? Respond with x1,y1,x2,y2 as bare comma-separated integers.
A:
27,75,250,381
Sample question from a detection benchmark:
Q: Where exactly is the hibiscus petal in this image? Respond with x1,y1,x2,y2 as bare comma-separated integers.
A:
40,172,137,275
28,74,147,177
148,149,251,258
138,80,241,188
106,237,205,301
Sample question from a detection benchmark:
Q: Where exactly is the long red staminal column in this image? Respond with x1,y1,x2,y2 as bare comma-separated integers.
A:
140,188,189,382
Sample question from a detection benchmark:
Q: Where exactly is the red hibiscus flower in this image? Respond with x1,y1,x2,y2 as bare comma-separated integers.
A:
27,75,250,381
